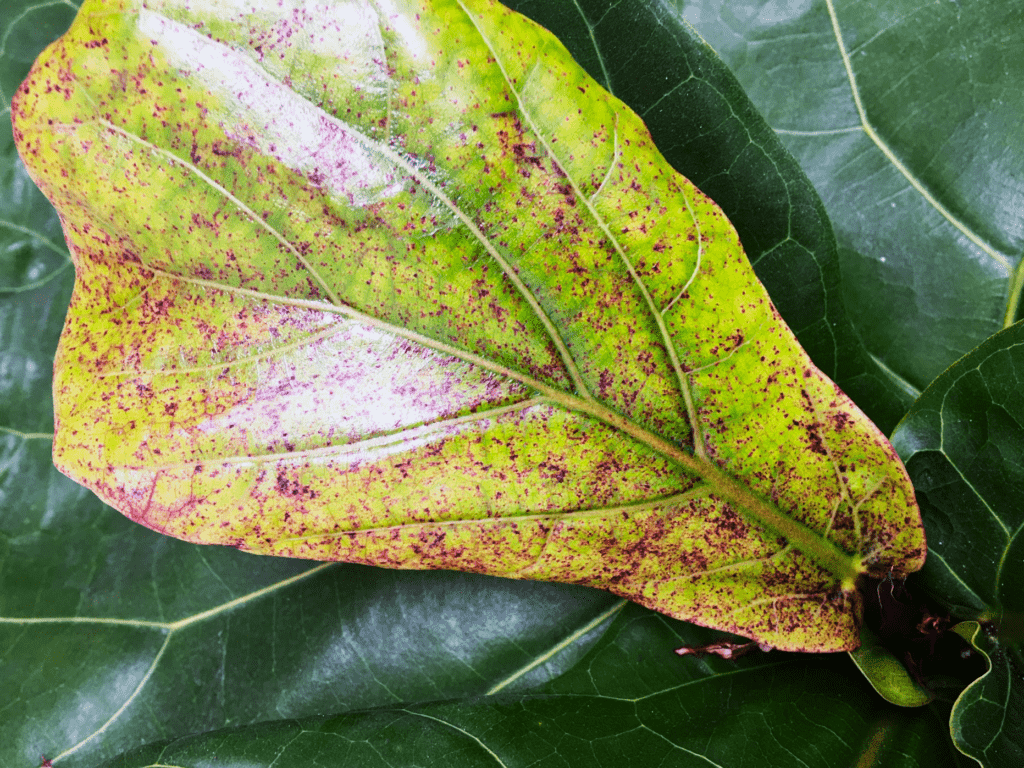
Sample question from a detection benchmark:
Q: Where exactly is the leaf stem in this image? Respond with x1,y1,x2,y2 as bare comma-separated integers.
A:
1004,260,1024,328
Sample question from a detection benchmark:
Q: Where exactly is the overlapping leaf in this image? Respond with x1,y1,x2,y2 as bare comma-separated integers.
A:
680,0,1024,393
13,0,924,651
504,0,911,433
892,322,1024,766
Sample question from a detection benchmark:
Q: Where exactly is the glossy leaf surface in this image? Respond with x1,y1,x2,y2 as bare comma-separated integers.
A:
849,626,933,708
892,322,1024,766
100,605,969,768
951,622,1024,768
681,0,1024,394
13,0,923,652
4,523,621,768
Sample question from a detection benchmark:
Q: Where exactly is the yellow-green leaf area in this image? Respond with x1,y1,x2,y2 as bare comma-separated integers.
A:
12,0,926,652
849,625,933,707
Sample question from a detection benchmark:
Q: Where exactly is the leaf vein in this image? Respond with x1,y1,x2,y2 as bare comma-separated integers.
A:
569,0,612,90
138,396,551,471
485,599,627,695
96,323,346,379
48,633,172,765
94,118,345,305
399,711,510,768
456,0,708,457
823,0,1012,273
274,489,713,547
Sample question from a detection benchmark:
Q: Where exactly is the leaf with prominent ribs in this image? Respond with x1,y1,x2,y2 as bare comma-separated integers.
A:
12,0,925,651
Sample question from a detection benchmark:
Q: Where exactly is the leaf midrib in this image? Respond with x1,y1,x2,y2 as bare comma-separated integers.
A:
0,562,334,630
131,267,860,582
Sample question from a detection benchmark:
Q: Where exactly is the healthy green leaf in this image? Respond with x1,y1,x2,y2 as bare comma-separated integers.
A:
4,526,621,768
679,0,1024,394
503,0,912,433
13,0,924,652
98,606,970,768
951,621,1024,768
892,322,1024,766
0,0,77,436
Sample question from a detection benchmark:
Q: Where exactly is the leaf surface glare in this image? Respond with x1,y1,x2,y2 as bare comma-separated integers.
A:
12,0,926,651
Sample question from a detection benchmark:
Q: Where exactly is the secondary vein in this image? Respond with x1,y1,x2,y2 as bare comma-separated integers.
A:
823,0,1012,274
96,118,345,306
456,0,708,458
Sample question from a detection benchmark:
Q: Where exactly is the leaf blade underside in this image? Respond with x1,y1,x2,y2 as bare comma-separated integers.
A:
13,0,924,651
503,0,915,434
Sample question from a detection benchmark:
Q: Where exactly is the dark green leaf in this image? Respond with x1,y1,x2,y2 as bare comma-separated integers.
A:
892,322,1024,766
2,492,622,768
680,0,1024,394
951,621,1024,768
1,0,77,438
99,606,970,768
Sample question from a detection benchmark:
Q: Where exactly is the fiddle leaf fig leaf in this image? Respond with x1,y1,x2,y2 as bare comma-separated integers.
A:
892,322,1024,765
950,621,1024,767
13,0,925,652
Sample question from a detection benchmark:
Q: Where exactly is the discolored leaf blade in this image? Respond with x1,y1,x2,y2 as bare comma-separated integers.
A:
892,322,1024,766
503,0,912,433
14,0,924,651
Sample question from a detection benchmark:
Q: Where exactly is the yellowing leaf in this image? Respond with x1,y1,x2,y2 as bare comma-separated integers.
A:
12,0,925,651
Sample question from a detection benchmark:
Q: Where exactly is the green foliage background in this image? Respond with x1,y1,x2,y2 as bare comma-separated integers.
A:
1,1,1020,766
